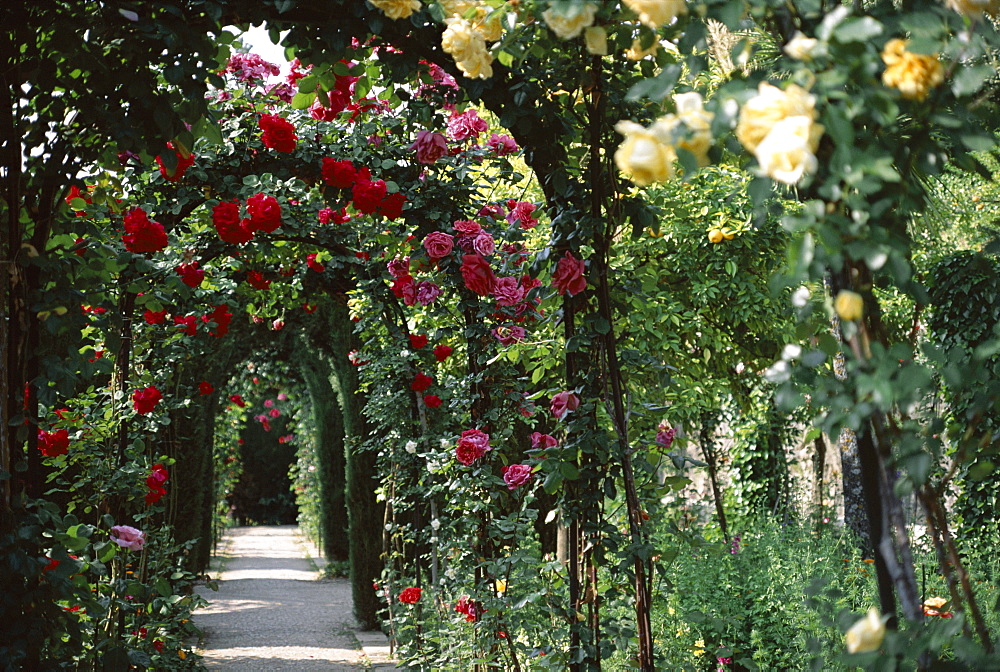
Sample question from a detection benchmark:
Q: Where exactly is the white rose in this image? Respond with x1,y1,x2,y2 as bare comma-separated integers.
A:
405,440,418,453
753,116,820,185
542,2,598,40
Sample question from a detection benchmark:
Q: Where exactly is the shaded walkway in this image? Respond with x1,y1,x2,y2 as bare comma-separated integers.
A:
195,526,393,670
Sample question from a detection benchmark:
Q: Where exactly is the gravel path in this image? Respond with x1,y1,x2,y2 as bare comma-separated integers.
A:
195,526,368,671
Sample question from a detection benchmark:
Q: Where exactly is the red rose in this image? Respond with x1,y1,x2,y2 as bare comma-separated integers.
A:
455,441,480,465
155,143,195,182
174,315,198,336
247,271,271,291
199,381,214,395
259,113,298,152
132,386,163,415
551,251,587,296
409,334,428,349
122,208,167,254
203,304,232,337
398,587,422,604
176,261,205,287
434,345,453,362
423,231,455,260
352,179,387,215
378,192,406,220
306,253,325,273
460,254,496,296
423,394,442,408
321,158,357,188
411,373,433,392
38,429,70,457
144,310,168,325
229,394,246,408
246,193,282,233
212,201,254,245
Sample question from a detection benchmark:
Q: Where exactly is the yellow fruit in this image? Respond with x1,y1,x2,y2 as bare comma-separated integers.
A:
708,229,724,244
721,227,735,240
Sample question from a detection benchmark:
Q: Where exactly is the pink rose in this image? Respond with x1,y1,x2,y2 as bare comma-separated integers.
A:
550,391,581,419
551,251,587,296
460,254,496,296
457,428,491,461
502,464,533,490
530,432,558,449
410,130,449,164
110,525,146,551
423,231,455,260
387,257,411,279
416,281,442,305
478,203,505,220
492,325,526,345
506,201,539,230
473,232,495,256
487,133,518,156
492,276,525,307
447,109,489,141
453,219,482,236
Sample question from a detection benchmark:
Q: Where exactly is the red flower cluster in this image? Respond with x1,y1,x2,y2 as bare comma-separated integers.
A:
456,428,491,465
155,143,196,182
246,193,283,233
38,429,70,457
174,315,198,336
551,251,587,296
455,596,485,622
145,464,170,506
321,158,358,189
306,253,325,273
247,271,271,291
212,201,254,245
65,185,93,217
411,373,433,392
199,381,214,395
229,394,246,408
409,334,428,349
122,208,168,254
176,261,205,287
203,304,232,337
460,253,496,296
398,586,422,604
132,386,162,415
423,394,442,408
259,113,297,152
144,310,167,324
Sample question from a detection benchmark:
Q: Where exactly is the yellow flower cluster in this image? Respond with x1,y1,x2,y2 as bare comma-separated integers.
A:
441,0,504,41
614,92,714,186
736,82,824,185
370,0,422,20
881,39,944,101
623,0,686,30
845,607,886,654
442,17,494,79
542,2,599,40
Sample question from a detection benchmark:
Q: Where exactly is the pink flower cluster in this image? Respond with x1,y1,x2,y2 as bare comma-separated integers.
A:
110,525,146,551
456,428,491,465
225,53,279,83
145,464,170,506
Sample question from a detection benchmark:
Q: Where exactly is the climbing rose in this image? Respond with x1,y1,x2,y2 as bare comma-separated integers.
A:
655,423,676,448
455,441,480,466
409,334,428,349
502,464,533,490
229,394,247,408
460,253,495,296
486,133,518,156
423,231,455,260
212,201,254,245
530,432,558,449
623,0,686,30
456,428,491,466
122,208,167,254
551,251,587,296
246,193,282,233
226,52,279,82
543,1,598,39
155,143,195,182
176,261,204,287
174,315,198,336
447,109,489,141
416,281,442,306
246,271,271,291
411,373,433,392
423,394,442,408
398,586,422,603
321,158,357,189
132,386,163,415
472,232,495,256
379,192,406,220
269,408,281,418
387,257,411,279
203,304,232,337
453,219,482,236
455,596,485,622
144,310,167,325
38,429,70,457
493,325,525,345
306,253,325,273
881,38,944,101
492,276,525,307
352,179,388,215
441,17,493,80
259,113,298,152
199,381,214,395
410,130,449,164
434,345,453,362
550,391,580,419
506,201,538,229
110,525,146,551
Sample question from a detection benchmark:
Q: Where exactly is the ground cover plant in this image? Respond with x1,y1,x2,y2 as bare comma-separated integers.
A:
3,0,1000,670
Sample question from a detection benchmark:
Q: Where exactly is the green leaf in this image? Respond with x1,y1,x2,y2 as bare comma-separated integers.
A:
559,462,580,480
626,64,682,102
497,50,514,67
291,91,316,110
833,17,883,43
952,65,994,97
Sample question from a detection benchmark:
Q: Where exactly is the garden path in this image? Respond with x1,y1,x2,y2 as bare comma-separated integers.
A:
195,525,396,670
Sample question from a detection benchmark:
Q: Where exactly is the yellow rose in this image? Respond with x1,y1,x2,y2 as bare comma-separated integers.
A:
473,7,504,42
783,31,820,61
881,39,944,101
615,120,676,185
439,0,475,15
650,92,714,166
845,607,886,654
753,115,821,185
442,17,494,79
542,2,598,40
835,290,864,322
626,37,659,60
623,0,686,30
370,0,422,20
584,26,608,55
736,82,818,154
946,0,1000,16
